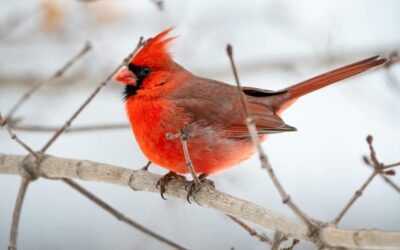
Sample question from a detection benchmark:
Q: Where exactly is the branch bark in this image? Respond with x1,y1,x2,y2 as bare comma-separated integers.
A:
1,153,399,249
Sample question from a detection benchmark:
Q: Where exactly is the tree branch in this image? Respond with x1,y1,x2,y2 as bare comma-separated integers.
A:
1,153,399,249
8,177,31,250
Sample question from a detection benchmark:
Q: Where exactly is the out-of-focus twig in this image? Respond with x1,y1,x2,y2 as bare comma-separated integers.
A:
384,51,400,94
226,44,317,233
0,113,38,158
39,37,145,154
0,7,41,40
63,178,187,250
12,123,129,133
227,215,272,244
5,42,92,122
383,162,400,169
78,0,164,10
150,0,164,10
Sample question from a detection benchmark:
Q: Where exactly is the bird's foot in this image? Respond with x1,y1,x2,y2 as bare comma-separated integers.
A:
185,174,215,203
156,171,186,200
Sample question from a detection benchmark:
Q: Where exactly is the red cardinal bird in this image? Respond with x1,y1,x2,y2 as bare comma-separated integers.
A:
115,27,388,195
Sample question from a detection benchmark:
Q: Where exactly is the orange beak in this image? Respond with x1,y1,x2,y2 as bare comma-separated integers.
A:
115,66,137,86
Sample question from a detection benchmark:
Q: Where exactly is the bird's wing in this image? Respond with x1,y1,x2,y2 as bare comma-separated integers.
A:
170,76,296,138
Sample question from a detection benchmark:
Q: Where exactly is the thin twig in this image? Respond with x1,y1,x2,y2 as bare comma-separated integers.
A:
227,215,273,244
0,113,39,158
0,7,41,40
282,239,300,250
141,161,152,171
39,37,145,154
166,126,200,186
333,136,400,225
5,42,92,121
179,127,200,186
12,123,129,133
8,177,31,250
226,44,316,230
379,173,400,193
271,231,288,250
62,178,187,250
367,135,400,193
383,162,400,169
331,171,378,225
2,114,187,249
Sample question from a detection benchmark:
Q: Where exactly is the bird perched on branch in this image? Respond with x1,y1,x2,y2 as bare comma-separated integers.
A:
115,27,388,198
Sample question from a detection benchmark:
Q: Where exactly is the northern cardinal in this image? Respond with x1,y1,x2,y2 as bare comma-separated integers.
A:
115,27,388,195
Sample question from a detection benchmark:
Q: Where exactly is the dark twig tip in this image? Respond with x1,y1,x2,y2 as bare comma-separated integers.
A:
384,170,396,176
85,41,93,51
226,44,233,56
366,135,373,145
362,155,371,166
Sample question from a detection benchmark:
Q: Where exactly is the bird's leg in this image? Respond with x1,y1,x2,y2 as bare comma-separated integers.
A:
185,173,215,203
141,161,152,171
156,171,186,200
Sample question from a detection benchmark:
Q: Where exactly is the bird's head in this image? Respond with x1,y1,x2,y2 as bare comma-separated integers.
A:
115,27,181,99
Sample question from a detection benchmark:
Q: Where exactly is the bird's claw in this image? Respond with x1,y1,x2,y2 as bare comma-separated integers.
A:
185,174,215,203
156,171,186,199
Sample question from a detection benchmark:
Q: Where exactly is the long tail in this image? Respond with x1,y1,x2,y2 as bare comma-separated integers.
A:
274,56,388,113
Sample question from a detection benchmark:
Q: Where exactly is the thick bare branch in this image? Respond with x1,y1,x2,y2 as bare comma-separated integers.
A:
1,153,400,249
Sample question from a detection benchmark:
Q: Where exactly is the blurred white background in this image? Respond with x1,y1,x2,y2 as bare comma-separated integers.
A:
1,0,400,249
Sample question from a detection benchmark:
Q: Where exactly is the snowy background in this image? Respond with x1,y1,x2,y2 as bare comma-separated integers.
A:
1,0,400,249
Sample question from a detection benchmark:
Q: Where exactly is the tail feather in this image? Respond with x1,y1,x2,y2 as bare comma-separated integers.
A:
275,56,388,111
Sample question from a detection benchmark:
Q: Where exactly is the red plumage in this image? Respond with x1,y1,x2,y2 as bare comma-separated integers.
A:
115,27,388,174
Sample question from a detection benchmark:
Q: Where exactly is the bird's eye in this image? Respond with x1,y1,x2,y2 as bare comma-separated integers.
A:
141,66,151,76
